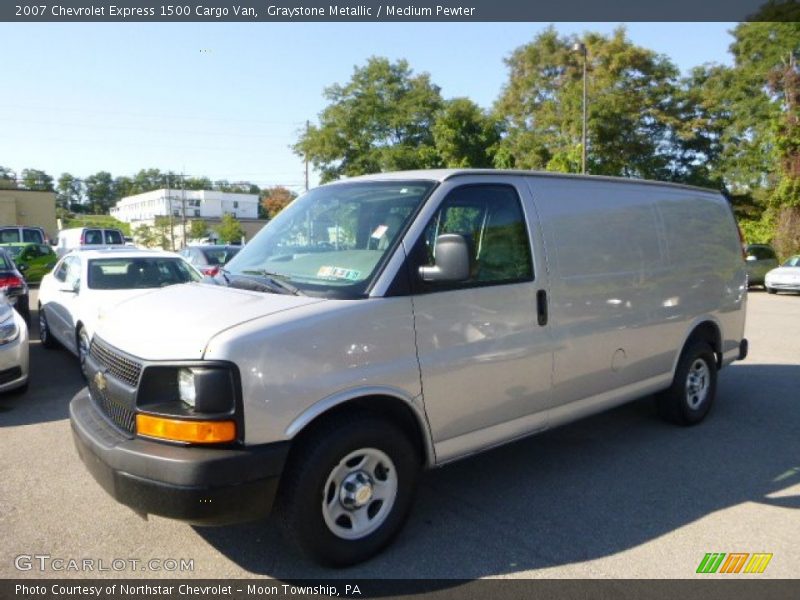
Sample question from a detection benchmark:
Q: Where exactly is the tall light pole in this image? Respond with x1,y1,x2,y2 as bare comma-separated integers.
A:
573,41,588,174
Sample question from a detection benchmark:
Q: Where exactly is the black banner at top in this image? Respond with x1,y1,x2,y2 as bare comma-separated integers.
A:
2,0,800,22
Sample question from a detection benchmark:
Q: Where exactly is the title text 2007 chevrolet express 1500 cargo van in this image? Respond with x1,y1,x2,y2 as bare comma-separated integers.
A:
70,170,747,566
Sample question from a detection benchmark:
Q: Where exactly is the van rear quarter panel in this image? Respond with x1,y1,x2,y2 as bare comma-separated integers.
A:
528,177,746,406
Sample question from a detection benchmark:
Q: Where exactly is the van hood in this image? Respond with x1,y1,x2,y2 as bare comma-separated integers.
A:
94,282,324,360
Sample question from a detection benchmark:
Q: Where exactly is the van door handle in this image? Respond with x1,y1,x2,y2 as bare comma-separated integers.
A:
536,290,548,326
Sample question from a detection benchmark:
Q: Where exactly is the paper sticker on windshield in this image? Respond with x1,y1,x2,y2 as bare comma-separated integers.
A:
371,225,389,239
317,266,361,281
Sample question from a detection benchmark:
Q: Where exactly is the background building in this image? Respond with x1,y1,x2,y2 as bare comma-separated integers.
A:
112,189,259,223
0,189,58,240
112,188,266,248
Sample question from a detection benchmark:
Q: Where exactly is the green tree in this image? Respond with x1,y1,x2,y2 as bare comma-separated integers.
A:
188,219,209,240
260,186,297,219
494,27,688,180
130,168,165,194
0,166,15,189
698,20,800,252
153,216,174,250
84,171,115,213
296,57,444,182
214,213,245,244
133,224,159,248
21,168,54,191
184,177,213,190
56,173,83,209
114,176,134,200
433,98,501,168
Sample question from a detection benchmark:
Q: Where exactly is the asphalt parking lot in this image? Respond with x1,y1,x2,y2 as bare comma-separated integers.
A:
1,289,798,579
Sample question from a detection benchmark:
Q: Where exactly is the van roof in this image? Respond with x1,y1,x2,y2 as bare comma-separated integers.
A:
335,169,719,195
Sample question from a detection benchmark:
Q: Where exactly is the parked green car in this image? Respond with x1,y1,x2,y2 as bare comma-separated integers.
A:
0,243,58,284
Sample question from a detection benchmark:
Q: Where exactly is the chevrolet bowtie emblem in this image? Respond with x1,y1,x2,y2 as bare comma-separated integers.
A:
94,371,107,392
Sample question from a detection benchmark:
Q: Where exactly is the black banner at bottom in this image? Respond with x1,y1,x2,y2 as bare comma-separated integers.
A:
2,579,800,600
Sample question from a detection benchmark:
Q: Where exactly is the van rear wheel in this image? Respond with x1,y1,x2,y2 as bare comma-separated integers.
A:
658,341,717,426
276,413,420,567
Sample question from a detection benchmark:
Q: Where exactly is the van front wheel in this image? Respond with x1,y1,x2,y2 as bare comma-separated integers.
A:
658,342,717,426
276,413,420,567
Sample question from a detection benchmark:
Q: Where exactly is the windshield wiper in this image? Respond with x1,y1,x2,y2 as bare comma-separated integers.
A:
237,269,303,296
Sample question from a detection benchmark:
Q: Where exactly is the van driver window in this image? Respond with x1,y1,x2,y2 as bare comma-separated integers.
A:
418,185,533,287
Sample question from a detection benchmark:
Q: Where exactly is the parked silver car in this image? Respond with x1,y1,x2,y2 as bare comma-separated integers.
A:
70,170,747,566
745,243,779,287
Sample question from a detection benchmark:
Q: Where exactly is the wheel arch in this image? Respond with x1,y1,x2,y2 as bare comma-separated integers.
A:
285,388,435,468
672,318,723,374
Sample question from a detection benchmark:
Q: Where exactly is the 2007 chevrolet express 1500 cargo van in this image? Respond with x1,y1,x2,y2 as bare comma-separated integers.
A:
70,170,748,566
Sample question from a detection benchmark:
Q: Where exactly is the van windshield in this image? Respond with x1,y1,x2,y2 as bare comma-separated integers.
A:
224,180,435,298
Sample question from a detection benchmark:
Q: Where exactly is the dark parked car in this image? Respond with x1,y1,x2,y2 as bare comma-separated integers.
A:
0,248,30,323
745,243,780,287
179,245,241,277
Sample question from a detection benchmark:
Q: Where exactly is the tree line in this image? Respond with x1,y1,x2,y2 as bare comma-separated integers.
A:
295,21,800,256
0,166,297,221
3,20,798,254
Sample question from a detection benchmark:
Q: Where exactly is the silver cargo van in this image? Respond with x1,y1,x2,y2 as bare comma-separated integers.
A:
69,170,748,566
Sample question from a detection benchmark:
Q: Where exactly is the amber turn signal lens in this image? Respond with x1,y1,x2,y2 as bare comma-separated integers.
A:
136,414,236,443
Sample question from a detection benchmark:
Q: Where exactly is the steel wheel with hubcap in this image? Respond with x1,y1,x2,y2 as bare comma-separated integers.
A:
658,341,717,425
277,412,420,567
321,448,398,540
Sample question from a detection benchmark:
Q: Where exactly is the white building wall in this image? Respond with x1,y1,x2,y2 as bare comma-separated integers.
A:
112,189,259,223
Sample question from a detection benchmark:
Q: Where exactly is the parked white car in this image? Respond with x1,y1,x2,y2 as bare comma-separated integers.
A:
38,249,202,372
765,255,800,294
0,294,29,394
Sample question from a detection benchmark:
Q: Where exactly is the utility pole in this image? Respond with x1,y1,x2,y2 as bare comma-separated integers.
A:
167,174,174,251
573,42,588,174
181,171,187,249
304,119,310,192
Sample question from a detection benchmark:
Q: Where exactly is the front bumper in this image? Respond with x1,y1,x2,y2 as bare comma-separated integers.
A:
766,281,800,292
70,388,289,525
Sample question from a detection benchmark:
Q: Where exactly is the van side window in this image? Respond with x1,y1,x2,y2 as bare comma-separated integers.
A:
416,185,533,288
105,230,123,245
0,229,20,243
84,230,102,245
22,229,43,243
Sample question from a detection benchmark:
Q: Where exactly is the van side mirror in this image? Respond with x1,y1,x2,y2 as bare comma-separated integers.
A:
419,234,470,283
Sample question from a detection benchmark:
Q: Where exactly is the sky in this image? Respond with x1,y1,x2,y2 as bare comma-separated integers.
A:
0,22,738,193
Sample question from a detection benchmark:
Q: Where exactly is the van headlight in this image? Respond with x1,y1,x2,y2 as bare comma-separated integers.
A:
178,368,197,408
138,364,239,419
0,314,19,345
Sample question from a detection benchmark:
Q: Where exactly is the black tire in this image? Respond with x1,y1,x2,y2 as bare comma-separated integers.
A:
767,287,777,294
17,296,30,325
38,305,57,349
276,412,420,567
657,341,717,426
76,325,90,379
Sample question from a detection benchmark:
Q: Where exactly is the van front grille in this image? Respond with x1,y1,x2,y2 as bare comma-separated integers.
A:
89,337,142,387
94,391,136,434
